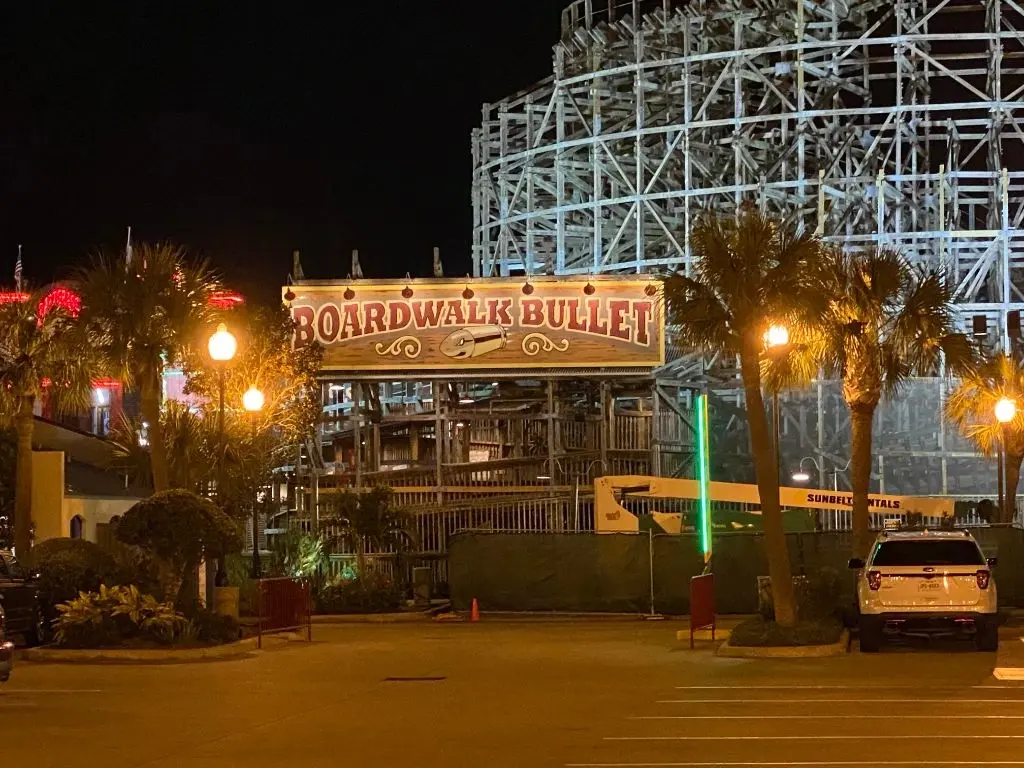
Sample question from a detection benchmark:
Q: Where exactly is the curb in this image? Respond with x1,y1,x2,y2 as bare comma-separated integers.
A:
19,636,262,663
678,628,733,642
312,611,435,624
716,629,850,658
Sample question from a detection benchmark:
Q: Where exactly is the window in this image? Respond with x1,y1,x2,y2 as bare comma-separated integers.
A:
871,540,985,567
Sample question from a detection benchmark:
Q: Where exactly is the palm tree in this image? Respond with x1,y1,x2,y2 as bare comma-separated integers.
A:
76,243,219,492
664,209,826,626
769,249,972,557
0,289,97,557
946,351,1024,523
324,487,415,576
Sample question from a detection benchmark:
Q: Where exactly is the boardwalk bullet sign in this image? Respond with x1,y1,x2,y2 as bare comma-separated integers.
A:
284,277,664,371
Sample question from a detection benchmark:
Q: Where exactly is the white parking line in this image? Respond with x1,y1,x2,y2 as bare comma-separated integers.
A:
657,698,1021,704
0,689,104,694
605,735,1024,741
674,685,1021,690
629,714,1024,720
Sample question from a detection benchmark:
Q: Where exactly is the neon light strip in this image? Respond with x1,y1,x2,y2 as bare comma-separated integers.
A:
696,393,712,560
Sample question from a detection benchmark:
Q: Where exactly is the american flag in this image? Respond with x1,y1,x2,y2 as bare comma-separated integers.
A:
14,245,21,291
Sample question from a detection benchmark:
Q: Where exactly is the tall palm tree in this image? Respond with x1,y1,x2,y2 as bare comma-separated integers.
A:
769,249,973,557
946,352,1024,523
0,289,97,557
76,244,219,492
664,209,826,627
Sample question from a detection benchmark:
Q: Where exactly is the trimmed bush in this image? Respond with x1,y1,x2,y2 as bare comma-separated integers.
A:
33,538,121,607
730,616,843,647
316,573,403,615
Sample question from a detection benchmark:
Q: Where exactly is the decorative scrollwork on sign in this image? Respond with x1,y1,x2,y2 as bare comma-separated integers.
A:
375,336,422,359
521,332,570,356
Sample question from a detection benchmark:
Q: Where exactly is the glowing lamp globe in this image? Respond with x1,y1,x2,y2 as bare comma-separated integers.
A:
765,325,790,348
791,471,811,483
996,397,1017,424
208,323,237,362
242,387,265,413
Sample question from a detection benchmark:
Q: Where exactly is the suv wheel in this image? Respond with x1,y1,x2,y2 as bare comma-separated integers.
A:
975,617,999,652
859,616,882,653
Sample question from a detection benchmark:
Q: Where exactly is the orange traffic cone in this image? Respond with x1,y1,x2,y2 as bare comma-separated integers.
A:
470,598,480,622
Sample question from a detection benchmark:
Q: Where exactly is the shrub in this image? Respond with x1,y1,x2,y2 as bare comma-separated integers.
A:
270,529,325,578
53,585,187,648
116,490,242,602
33,538,121,608
758,568,845,622
182,608,241,644
316,572,404,615
730,616,844,647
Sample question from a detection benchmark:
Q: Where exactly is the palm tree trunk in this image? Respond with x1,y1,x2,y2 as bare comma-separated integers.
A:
140,373,170,492
13,396,35,560
739,346,796,626
1005,450,1023,525
850,404,876,559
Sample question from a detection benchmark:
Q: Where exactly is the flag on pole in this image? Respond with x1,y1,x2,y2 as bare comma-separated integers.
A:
125,226,133,268
14,245,22,291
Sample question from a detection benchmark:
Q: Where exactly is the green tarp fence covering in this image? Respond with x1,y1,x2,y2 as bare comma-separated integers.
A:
449,528,1024,613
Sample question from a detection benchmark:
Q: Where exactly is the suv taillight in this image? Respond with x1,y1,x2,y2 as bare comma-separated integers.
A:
867,571,882,591
976,570,991,590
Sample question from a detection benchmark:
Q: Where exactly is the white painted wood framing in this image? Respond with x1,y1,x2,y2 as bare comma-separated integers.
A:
472,0,1024,497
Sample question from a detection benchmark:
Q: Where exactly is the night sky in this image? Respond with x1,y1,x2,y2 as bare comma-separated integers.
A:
0,3,569,305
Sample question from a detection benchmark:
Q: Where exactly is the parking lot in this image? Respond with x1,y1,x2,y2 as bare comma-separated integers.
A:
4,621,1024,767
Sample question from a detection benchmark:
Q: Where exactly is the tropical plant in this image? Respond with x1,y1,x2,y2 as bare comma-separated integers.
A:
316,572,403,615
271,529,326,578
116,490,242,602
0,288,99,557
767,248,972,557
664,208,826,626
53,584,187,648
946,351,1024,523
323,487,415,575
75,243,220,492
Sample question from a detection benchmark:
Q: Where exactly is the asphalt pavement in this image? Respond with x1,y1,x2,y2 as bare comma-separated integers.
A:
4,621,1024,767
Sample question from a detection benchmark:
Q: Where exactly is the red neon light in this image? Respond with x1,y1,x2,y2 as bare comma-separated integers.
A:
37,287,81,319
208,291,244,309
91,378,123,389
0,292,29,304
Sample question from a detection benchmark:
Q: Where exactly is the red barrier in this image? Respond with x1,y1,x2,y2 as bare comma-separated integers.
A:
689,573,715,649
257,577,312,649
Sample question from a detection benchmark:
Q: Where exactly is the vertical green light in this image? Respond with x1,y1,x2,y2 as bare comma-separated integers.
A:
696,392,712,561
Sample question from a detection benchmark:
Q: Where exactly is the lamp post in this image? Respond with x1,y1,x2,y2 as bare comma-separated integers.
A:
243,386,265,578
207,323,236,591
791,456,853,491
764,325,790,485
996,397,1016,522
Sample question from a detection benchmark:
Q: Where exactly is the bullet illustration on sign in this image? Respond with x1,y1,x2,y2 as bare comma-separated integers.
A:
440,325,507,359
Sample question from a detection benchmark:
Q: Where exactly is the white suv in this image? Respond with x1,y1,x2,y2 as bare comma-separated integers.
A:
850,529,998,652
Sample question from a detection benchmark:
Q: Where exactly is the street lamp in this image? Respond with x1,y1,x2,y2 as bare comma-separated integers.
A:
207,323,236,592
791,456,852,490
243,386,264,578
764,324,790,485
996,398,1016,522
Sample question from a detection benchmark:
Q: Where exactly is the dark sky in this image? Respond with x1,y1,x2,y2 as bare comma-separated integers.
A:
0,3,567,305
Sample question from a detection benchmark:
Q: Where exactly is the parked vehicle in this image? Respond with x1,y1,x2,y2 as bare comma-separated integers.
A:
850,529,998,652
0,605,12,682
0,550,47,646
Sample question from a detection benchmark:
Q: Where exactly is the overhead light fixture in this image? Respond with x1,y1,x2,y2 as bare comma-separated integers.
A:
792,471,811,483
536,474,552,481
459,397,474,404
